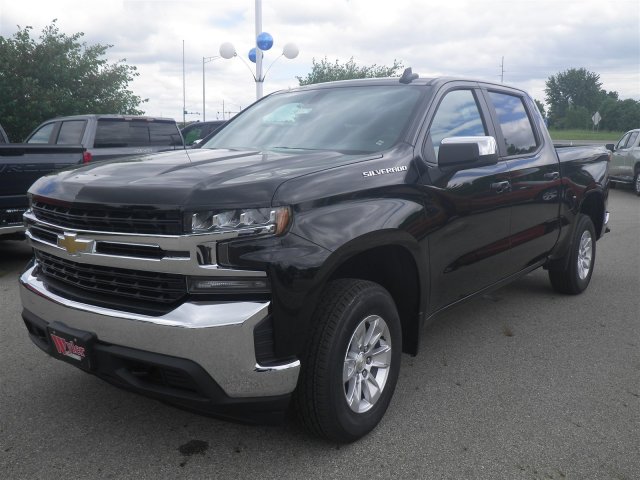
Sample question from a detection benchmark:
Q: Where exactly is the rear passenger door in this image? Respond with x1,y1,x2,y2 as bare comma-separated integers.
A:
482,89,561,273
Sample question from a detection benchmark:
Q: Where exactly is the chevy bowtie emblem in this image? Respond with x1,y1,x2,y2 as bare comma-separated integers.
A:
57,232,94,255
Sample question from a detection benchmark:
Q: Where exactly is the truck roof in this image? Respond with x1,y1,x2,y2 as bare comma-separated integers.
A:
44,114,177,123
286,75,529,96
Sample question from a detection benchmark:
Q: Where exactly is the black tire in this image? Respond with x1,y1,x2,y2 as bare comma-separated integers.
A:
548,214,596,294
609,181,616,189
294,279,402,443
633,170,640,196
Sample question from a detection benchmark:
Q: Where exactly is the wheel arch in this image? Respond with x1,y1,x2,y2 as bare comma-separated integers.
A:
579,189,606,239
317,231,427,355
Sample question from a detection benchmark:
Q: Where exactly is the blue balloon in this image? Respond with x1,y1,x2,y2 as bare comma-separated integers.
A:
248,48,257,63
256,32,273,51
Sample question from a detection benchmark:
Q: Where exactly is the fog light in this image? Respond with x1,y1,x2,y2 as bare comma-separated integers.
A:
188,277,270,294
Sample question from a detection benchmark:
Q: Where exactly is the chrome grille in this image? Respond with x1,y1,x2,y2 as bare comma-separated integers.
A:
1,207,26,227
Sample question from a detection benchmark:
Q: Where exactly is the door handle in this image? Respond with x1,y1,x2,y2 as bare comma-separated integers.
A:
491,181,511,194
544,172,560,180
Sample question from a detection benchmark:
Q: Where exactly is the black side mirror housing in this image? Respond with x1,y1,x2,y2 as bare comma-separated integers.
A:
605,143,615,152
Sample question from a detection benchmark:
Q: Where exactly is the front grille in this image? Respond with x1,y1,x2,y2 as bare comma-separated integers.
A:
32,200,182,235
1,207,26,227
35,250,187,306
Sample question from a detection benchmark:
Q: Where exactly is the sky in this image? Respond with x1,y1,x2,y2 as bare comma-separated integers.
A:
1,0,638,123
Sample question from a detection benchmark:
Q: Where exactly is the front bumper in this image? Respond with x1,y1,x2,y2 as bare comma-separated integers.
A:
20,264,300,419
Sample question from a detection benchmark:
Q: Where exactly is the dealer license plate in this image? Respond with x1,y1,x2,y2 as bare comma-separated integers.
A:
46,321,96,371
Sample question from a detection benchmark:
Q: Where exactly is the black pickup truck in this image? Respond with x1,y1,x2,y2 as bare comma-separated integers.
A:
0,144,85,239
18,75,610,442
1,115,183,240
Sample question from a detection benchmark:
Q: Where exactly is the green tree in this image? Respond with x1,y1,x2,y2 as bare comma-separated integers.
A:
534,99,546,117
297,57,404,86
564,105,591,129
608,99,640,132
0,20,146,141
544,68,603,128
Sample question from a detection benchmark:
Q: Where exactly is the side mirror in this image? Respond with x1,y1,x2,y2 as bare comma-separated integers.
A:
605,143,615,152
438,136,499,168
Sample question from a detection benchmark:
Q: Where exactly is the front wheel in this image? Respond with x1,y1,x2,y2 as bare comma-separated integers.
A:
548,214,596,294
633,171,640,196
294,279,402,443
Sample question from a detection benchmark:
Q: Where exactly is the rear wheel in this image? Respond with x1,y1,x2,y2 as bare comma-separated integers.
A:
294,279,401,443
548,214,596,294
633,170,640,196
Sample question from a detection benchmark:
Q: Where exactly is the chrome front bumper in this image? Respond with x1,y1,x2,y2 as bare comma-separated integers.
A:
0,224,25,235
20,264,300,398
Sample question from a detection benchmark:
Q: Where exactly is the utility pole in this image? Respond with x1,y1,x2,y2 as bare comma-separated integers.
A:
500,56,505,83
182,40,186,126
255,0,263,99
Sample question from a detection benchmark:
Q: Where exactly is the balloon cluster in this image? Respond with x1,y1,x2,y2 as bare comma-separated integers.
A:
219,33,298,63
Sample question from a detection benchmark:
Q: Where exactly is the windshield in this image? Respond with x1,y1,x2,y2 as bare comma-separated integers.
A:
202,85,424,153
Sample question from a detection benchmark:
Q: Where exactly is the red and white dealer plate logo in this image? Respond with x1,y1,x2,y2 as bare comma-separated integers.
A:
50,334,86,361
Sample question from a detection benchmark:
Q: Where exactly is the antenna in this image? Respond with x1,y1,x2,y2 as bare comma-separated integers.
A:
399,67,419,84
500,56,505,83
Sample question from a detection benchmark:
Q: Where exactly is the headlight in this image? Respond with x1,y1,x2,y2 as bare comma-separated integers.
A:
185,206,291,236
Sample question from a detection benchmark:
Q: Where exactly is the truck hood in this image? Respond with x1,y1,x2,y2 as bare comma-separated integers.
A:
29,148,378,208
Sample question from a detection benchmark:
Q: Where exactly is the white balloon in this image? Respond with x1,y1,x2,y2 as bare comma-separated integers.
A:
219,42,237,59
282,42,299,60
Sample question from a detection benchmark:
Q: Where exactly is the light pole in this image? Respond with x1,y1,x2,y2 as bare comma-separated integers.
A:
219,0,298,100
202,56,220,122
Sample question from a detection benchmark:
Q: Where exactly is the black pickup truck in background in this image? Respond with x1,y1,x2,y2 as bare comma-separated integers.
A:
1,115,184,240
18,74,610,442
0,143,85,239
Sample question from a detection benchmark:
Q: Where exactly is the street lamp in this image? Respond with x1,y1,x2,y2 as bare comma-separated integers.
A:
202,55,220,122
219,0,298,100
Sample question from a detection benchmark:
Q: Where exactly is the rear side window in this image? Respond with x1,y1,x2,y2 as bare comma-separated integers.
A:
488,92,538,155
56,120,86,144
94,120,181,148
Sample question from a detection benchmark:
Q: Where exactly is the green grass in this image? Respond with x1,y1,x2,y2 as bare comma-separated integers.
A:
548,129,624,142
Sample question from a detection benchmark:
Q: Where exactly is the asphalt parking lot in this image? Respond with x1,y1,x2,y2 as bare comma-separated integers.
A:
1,188,638,480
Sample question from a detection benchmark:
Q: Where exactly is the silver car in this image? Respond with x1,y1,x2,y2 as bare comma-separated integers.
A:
607,129,640,195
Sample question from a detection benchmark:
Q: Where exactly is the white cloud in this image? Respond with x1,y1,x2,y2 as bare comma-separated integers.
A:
0,0,638,122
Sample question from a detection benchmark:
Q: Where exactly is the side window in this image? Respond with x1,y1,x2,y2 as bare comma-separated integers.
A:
488,91,538,155
56,120,86,144
183,126,202,146
94,121,128,148
429,90,487,158
616,133,630,150
626,131,639,148
616,133,630,149
27,123,56,144
148,122,182,146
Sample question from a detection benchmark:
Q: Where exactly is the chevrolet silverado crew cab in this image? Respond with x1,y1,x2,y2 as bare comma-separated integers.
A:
19,73,610,443
1,144,84,239
1,115,183,239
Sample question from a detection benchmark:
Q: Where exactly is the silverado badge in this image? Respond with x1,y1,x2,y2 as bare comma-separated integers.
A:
362,165,408,177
